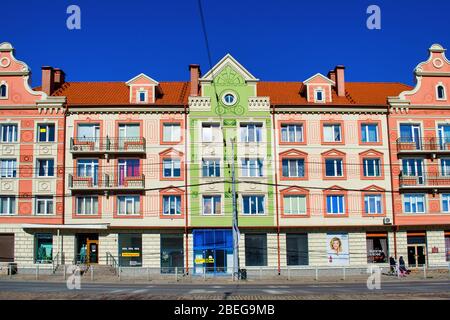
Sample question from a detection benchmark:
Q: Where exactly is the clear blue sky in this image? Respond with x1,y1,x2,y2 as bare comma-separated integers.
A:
1,0,450,86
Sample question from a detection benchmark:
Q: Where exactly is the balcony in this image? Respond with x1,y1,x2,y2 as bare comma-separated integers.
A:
68,174,145,192
399,172,450,192
70,137,146,155
396,137,450,156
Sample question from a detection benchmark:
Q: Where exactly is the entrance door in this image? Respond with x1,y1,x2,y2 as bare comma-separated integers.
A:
407,244,427,268
86,240,99,264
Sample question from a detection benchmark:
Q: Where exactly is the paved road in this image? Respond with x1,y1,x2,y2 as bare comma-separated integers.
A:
0,280,449,296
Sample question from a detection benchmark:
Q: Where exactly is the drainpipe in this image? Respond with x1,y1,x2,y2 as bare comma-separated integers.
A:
184,103,189,274
386,111,398,259
61,106,67,262
272,106,281,275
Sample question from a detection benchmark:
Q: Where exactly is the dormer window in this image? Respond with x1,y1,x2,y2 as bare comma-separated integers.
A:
437,84,447,100
0,82,7,99
315,89,325,103
137,89,147,103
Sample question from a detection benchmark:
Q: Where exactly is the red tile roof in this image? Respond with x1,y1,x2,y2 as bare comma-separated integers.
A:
258,82,412,106
48,81,190,106
36,81,411,107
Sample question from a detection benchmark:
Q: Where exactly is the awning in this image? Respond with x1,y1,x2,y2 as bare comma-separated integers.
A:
21,224,109,230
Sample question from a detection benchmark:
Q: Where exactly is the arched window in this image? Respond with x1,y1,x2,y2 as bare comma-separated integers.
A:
437,84,446,100
0,84,7,98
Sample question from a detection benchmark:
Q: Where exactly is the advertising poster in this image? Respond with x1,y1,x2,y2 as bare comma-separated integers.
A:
326,233,349,266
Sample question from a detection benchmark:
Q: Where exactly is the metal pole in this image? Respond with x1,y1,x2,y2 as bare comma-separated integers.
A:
118,267,121,281
342,267,346,280
63,265,66,280
36,265,39,280
91,265,94,281
287,267,291,281
315,267,318,281
175,267,178,282
423,264,427,279
9,264,12,279
147,267,150,282
231,138,240,281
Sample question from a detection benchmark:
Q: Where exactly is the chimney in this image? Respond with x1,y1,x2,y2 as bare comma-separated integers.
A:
327,70,336,83
41,66,54,95
53,68,66,91
335,65,346,97
189,64,201,97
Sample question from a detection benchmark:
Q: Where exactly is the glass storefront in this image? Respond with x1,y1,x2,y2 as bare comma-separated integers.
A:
286,233,308,266
35,234,53,264
118,234,142,267
366,233,388,263
245,233,267,266
193,229,233,274
160,234,184,273
445,234,450,262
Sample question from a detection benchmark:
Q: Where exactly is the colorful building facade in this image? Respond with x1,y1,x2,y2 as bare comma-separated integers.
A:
0,42,449,273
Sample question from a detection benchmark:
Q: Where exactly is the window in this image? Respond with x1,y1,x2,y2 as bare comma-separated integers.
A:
77,124,100,141
0,197,15,215
118,234,142,267
363,158,381,177
366,235,388,263
242,195,265,215
202,195,221,215
441,194,450,212
202,159,220,177
240,123,262,143
315,89,324,102
202,123,219,142
242,158,263,177
77,159,99,185
117,195,140,215
163,159,181,178
325,159,343,177
76,196,98,215
437,85,446,100
0,159,17,178
441,159,450,176
286,234,308,266
137,90,147,103
0,234,14,262
118,159,140,185
403,194,425,213
281,124,303,143
0,124,18,142
162,123,181,143
326,195,345,215
438,124,450,148
323,124,342,142
282,159,305,178
245,234,267,266
361,124,379,143
37,124,55,142
222,93,236,106
399,124,421,147
364,194,382,214
163,195,182,215
283,195,307,215
446,236,450,262
36,196,54,215
35,234,53,264
0,84,7,98
37,159,54,177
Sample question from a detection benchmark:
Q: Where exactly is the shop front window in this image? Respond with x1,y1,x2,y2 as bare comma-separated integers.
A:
366,235,388,263
35,234,53,264
245,234,267,266
118,234,142,267
160,234,184,273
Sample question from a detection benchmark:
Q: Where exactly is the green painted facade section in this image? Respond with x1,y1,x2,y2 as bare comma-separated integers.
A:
189,61,275,228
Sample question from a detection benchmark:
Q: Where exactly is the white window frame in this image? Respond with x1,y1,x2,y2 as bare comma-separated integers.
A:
403,194,426,214
325,158,343,177
0,123,18,143
37,123,56,143
0,159,17,178
76,196,98,215
36,159,55,177
202,123,219,143
35,196,54,216
441,194,450,213
361,123,379,143
162,123,181,142
283,195,307,215
0,81,8,99
323,124,342,142
163,158,181,178
282,158,305,178
0,196,16,215
440,158,450,176
240,123,263,143
162,195,182,216
436,83,447,101
202,195,222,215
314,88,325,103
281,124,304,143
242,195,265,215
117,195,140,215
326,195,345,214
241,158,264,177
363,158,381,177
202,158,220,177
364,194,383,214
137,89,148,103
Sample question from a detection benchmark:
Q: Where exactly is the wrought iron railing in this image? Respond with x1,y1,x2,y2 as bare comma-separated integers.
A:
396,137,450,152
399,171,450,188
70,137,146,153
68,174,145,190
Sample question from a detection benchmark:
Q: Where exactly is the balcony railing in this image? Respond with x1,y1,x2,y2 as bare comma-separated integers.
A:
68,174,145,191
70,137,146,154
396,137,450,153
399,172,450,189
